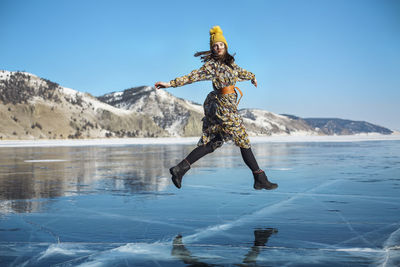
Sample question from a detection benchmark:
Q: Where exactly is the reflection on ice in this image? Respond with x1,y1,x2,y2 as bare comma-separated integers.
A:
0,142,302,213
0,140,399,266
0,145,179,213
172,228,278,266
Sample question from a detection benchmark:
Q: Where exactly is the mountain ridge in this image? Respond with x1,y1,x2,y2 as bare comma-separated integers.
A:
0,70,393,140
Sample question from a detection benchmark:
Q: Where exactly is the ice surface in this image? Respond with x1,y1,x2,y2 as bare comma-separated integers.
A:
0,134,399,148
0,140,399,266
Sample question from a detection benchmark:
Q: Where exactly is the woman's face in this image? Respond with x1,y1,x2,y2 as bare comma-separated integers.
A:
212,42,226,57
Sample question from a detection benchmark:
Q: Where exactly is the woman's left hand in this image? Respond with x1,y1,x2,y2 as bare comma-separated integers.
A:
251,78,258,87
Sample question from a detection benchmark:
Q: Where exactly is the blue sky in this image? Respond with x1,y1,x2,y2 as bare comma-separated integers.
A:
1,0,399,130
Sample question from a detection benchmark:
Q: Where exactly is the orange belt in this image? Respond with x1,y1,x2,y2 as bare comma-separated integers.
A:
220,85,243,106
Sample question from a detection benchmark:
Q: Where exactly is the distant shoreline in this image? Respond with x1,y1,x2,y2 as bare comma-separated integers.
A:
0,134,399,147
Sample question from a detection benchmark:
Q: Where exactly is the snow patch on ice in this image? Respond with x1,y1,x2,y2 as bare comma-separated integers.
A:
380,226,400,266
24,159,67,163
334,247,382,253
37,244,93,261
76,242,172,266
270,168,292,171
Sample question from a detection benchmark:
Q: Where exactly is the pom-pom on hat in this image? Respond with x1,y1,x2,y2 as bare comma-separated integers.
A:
209,25,228,49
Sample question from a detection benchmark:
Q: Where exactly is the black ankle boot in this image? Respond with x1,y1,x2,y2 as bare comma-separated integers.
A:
253,170,278,190
170,159,191,189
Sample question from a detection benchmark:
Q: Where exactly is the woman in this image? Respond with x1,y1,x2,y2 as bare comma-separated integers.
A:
155,26,277,191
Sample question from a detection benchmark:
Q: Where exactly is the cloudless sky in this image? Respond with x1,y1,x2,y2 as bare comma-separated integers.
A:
1,0,399,130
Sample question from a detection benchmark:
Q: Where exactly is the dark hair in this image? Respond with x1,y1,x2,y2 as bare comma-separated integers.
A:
194,44,236,69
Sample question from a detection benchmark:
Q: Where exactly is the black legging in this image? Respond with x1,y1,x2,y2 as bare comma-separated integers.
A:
240,147,260,172
185,142,260,172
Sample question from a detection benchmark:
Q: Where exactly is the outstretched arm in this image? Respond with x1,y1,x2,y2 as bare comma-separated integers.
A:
235,63,257,87
155,61,214,90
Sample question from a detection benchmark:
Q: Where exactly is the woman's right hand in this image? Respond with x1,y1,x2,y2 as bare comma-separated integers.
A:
154,81,171,89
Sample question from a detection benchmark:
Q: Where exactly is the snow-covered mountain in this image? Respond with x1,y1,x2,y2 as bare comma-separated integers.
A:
0,70,393,140
0,70,166,139
240,109,317,136
98,86,203,137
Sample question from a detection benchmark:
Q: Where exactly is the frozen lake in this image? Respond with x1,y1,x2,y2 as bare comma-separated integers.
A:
1,139,399,266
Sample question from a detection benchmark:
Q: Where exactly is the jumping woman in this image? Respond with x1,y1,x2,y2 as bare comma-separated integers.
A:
155,26,278,191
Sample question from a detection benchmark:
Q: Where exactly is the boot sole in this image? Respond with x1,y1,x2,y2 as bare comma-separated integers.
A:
254,184,278,190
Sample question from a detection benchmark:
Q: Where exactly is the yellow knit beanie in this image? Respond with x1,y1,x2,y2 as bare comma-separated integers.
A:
209,25,228,50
